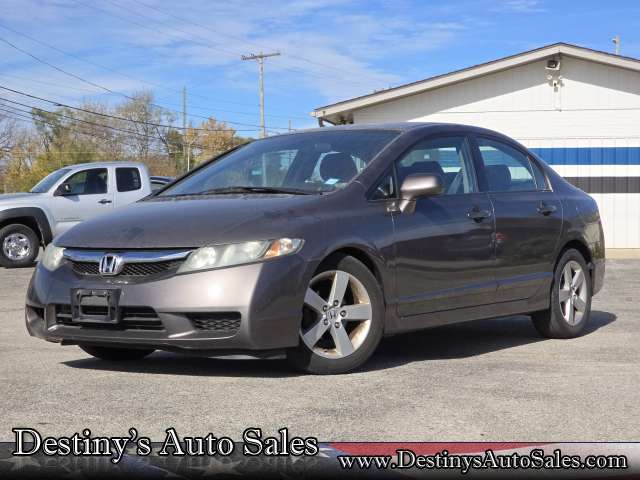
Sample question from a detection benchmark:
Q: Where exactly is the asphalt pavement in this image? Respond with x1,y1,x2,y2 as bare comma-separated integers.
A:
1,260,638,441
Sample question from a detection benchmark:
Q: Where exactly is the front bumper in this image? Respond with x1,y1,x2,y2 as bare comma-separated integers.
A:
25,255,309,352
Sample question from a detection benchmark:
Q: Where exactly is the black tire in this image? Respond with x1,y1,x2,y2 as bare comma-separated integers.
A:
0,223,40,268
80,345,155,361
532,248,592,338
287,255,384,374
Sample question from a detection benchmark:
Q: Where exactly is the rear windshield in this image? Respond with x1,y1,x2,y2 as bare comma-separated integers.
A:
159,130,399,196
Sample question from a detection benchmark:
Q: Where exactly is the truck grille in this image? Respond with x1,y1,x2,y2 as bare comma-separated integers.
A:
187,312,241,334
54,304,163,330
71,260,181,277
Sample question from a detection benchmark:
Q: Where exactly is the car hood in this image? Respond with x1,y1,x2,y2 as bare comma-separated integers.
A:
56,194,323,249
0,192,43,204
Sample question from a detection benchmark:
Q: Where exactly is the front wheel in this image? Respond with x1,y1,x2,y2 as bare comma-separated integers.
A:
80,345,155,361
287,255,384,374
532,248,592,338
0,224,39,268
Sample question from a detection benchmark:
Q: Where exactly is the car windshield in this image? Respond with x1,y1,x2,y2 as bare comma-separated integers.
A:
30,168,72,193
159,130,399,196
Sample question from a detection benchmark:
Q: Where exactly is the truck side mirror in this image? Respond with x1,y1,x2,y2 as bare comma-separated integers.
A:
54,183,72,196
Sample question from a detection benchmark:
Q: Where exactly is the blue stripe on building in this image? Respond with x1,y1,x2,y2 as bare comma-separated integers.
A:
531,147,640,165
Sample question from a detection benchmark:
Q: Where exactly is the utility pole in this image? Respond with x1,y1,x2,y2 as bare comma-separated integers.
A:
182,86,187,172
612,35,620,55
241,51,280,138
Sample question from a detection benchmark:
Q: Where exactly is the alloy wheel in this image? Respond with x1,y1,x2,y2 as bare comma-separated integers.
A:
301,270,372,359
559,260,588,326
2,233,31,261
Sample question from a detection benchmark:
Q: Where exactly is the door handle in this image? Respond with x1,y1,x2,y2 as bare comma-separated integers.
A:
467,207,492,222
98,199,112,205
537,202,556,216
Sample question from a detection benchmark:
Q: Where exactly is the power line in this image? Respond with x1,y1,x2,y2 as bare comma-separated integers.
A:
0,21,305,120
0,34,289,130
0,71,304,123
0,97,179,145
0,104,179,154
0,85,258,133
0,102,168,145
0,72,102,95
75,0,377,89
129,0,384,86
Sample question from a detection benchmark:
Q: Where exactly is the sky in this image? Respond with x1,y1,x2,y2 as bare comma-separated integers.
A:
1,0,639,136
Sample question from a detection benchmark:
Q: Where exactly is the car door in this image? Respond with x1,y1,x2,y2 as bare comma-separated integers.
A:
472,135,563,302
392,134,496,317
49,167,114,236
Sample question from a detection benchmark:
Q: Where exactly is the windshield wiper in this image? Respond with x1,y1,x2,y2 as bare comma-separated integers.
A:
168,186,316,197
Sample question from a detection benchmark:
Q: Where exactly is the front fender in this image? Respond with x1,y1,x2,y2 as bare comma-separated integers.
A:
0,206,54,244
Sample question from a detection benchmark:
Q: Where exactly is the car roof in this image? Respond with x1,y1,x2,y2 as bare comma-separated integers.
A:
65,161,145,169
280,122,518,141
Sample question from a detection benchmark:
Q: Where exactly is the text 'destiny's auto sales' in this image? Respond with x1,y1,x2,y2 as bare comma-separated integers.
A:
12,427,318,464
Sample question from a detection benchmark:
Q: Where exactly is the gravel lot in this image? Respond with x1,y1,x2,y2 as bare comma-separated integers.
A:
1,260,638,441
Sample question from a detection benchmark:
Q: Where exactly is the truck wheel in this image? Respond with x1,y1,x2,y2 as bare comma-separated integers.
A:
532,248,592,338
80,346,155,361
0,224,40,268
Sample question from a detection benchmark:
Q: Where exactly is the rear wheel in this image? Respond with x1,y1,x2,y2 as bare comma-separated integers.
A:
287,255,384,374
80,345,155,361
0,224,39,268
532,248,592,338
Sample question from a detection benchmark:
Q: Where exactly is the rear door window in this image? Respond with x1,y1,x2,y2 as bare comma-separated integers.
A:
116,167,142,192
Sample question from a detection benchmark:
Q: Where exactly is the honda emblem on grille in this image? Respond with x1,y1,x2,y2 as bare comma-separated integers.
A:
99,253,123,275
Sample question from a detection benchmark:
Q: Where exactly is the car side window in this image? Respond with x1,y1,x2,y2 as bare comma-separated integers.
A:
63,168,108,195
476,137,537,192
395,136,476,195
116,167,142,192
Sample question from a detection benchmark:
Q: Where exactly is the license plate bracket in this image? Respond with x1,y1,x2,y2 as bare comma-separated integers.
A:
71,289,120,323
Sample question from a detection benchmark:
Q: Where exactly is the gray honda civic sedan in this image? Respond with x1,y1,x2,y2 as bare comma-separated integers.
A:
26,123,605,374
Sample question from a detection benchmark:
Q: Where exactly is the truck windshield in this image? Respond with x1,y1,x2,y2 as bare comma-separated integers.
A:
30,168,72,193
159,130,399,196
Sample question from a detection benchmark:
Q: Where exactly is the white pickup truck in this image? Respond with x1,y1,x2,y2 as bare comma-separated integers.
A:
0,162,168,268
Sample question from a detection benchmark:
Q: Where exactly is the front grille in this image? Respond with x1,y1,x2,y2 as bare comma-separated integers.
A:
54,304,163,330
71,260,181,277
121,261,181,276
73,261,99,275
187,312,241,334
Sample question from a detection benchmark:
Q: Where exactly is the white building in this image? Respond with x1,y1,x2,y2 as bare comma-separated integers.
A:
312,43,640,249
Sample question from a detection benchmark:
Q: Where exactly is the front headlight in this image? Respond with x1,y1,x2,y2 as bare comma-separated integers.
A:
41,244,65,271
177,238,303,274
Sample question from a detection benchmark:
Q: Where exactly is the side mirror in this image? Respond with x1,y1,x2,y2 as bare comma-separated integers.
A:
399,173,443,212
54,183,72,196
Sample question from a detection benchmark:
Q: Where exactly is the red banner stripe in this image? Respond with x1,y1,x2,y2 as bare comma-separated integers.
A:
329,442,548,456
